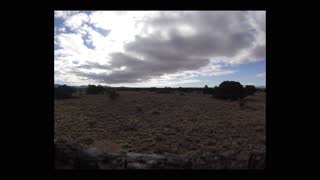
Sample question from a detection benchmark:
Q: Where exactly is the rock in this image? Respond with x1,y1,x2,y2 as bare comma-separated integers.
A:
55,141,264,169
84,147,100,157
97,154,126,169
127,153,165,162
55,140,96,169
127,163,150,169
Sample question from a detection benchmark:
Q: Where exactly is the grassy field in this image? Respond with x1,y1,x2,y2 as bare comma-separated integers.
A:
54,91,265,160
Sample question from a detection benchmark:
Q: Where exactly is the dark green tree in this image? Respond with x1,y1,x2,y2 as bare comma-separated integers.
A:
55,85,75,99
213,81,245,100
244,85,257,96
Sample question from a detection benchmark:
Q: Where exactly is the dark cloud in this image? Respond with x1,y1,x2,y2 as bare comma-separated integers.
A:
250,44,266,60
76,62,108,69
72,11,265,84
135,11,256,58
74,52,209,83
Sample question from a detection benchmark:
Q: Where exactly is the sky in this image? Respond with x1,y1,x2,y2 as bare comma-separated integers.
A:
54,11,266,87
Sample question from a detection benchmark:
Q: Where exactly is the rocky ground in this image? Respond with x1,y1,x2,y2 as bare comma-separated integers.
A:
55,139,265,169
54,91,266,169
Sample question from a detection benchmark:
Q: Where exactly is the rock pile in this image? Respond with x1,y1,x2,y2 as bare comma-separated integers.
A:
55,140,265,169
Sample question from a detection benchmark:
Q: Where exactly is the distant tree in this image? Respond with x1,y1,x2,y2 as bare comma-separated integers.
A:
244,85,257,96
86,84,105,94
55,85,75,99
149,87,157,92
157,87,172,94
203,85,211,94
213,81,245,101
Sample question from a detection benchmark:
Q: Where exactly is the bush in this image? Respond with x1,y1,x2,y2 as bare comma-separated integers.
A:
55,85,75,99
211,86,218,95
86,84,105,94
213,81,245,101
149,87,157,92
179,87,188,93
157,87,173,94
244,85,257,96
109,90,120,100
202,85,212,94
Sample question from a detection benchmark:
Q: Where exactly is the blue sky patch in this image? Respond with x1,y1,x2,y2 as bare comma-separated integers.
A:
85,22,111,37
82,33,95,49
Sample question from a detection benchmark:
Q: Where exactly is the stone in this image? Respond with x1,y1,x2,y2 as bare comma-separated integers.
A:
84,147,100,157
55,141,264,169
127,163,149,169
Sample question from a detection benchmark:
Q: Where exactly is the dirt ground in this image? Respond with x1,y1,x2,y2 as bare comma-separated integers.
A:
54,91,266,160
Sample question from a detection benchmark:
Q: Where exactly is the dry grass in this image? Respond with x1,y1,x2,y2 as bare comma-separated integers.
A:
54,91,265,160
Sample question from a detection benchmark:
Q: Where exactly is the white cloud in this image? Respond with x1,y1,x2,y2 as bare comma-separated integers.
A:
256,72,266,78
54,11,81,19
64,13,89,31
54,11,266,86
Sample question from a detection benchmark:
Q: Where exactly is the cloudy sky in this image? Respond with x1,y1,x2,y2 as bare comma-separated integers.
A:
54,11,266,87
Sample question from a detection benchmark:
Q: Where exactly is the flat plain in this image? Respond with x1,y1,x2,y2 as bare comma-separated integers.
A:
54,91,266,160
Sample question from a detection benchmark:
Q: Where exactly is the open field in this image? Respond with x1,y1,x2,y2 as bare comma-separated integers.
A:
54,91,265,161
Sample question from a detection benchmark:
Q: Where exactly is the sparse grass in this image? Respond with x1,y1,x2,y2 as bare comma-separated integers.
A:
109,90,120,100
55,91,265,159
238,98,246,107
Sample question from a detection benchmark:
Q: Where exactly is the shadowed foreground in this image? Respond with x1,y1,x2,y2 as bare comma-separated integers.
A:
55,139,265,169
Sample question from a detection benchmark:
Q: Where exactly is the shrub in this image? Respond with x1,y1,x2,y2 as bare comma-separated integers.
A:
149,87,157,92
244,85,257,96
211,86,218,95
86,84,105,94
109,90,120,100
213,81,245,101
179,87,188,92
203,85,210,94
55,85,75,99
203,85,214,95
157,87,173,94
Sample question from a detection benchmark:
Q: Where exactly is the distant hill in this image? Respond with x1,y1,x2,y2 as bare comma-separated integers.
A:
54,84,113,89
